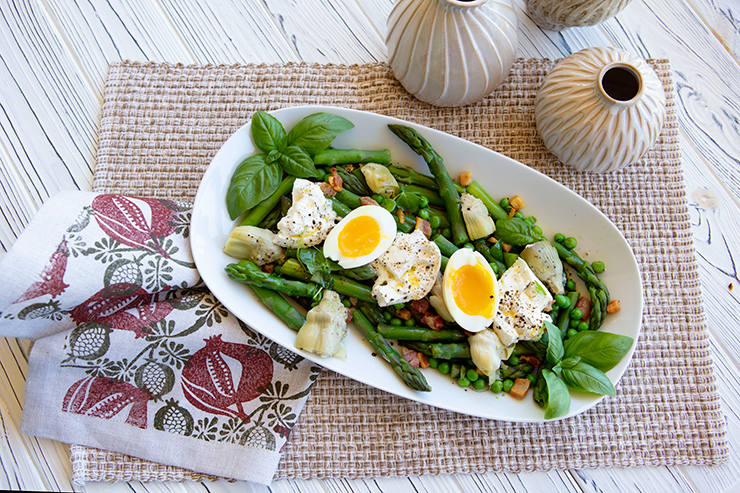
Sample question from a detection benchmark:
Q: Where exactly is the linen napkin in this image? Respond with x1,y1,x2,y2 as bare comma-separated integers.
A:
0,190,321,485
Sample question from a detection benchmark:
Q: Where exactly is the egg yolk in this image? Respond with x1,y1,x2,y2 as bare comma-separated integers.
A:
337,215,381,258
450,263,495,317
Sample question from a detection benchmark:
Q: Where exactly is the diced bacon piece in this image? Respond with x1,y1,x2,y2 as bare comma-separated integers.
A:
328,168,343,192
410,299,430,315
360,196,381,207
519,355,541,367
417,352,430,369
509,378,531,400
606,299,621,314
415,217,432,237
459,172,473,187
575,296,591,320
396,308,412,320
421,313,444,331
318,182,337,198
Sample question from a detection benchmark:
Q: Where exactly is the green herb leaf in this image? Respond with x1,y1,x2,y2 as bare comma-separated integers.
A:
494,217,539,245
536,369,571,419
277,145,320,178
561,361,616,396
298,247,340,275
252,111,286,154
395,190,421,213
284,113,354,156
226,154,283,220
563,331,634,372
544,320,563,365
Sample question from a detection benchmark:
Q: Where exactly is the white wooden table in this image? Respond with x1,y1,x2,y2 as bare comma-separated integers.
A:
1,1,738,491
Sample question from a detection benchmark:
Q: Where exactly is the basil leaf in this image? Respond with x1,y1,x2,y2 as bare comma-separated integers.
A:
561,361,616,396
298,247,340,275
226,154,282,220
494,217,539,245
284,113,354,156
395,190,421,213
252,111,286,154
310,271,335,291
544,320,563,365
539,369,571,419
277,145,320,178
563,331,634,372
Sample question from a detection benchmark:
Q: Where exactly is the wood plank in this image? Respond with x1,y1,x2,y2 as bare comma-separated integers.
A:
687,0,740,61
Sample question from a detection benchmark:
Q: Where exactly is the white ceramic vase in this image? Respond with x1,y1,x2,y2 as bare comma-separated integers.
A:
386,0,519,107
525,0,633,31
534,47,666,173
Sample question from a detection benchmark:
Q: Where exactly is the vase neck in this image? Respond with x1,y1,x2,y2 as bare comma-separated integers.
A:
597,62,644,106
441,0,488,8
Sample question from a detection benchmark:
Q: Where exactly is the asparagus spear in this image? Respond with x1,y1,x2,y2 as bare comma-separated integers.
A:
250,285,306,331
465,180,509,222
333,167,372,196
556,291,582,334
276,258,376,303
401,341,471,360
388,124,470,246
353,308,432,392
432,233,458,257
314,148,391,166
378,324,467,342
388,165,466,193
226,260,322,299
473,239,506,276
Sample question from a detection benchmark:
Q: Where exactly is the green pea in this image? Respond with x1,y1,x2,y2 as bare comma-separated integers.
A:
570,319,580,328
441,228,452,239
383,311,392,322
372,194,384,204
383,198,397,212
502,379,514,392
524,217,534,226
430,215,442,229
570,308,583,320
473,378,487,390
463,243,475,250
458,377,471,387
577,321,590,332
526,374,537,385
499,198,510,208
419,196,429,208
341,298,352,308
566,328,578,339
418,208,431,220
428,357,439,369
565,279,576,291
554,294,571,309
390,318,403,326
508,355,520,366
404,318,416,327
532,225,543,236
438,361,450,374
592,261,605,273
563,237,577,249
553,233,565,243
394,303,406,310
514,211,524,219
530,216,537,224
490,380,503,393
466,368,479,382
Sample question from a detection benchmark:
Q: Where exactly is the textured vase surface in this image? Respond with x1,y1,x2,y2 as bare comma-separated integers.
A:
525,0,632,31
535,47,666,173
386,0,518,107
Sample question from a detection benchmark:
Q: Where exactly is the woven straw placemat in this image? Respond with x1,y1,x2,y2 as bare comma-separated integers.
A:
71,59,728,483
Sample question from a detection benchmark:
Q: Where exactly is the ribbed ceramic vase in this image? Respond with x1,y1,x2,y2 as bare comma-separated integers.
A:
525,0,633,31
386,0,518,107
535,47,666,173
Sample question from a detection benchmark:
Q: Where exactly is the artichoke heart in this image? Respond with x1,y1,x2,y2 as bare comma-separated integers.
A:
460,193,495,240
428,272,455,322
223,226,286,265
520,241,567,295
294,290,349,359
360,163,400,198
468,329,513,378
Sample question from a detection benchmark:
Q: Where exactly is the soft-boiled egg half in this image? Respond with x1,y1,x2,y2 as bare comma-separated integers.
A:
443,248,500,333
323,205,397,269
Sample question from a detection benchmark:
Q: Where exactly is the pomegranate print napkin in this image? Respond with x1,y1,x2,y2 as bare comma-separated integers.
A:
0,191,320,484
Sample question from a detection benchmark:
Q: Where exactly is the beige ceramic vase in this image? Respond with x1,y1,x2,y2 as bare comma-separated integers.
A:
525,0,633,31
386,0,519,107
534,47,666,173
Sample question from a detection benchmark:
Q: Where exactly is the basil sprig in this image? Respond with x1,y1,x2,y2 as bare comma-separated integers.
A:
226,111,354,220
533,324,634,419
494,217,540,245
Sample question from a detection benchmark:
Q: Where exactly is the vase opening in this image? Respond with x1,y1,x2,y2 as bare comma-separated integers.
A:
599,63,643,104
444,0,488,7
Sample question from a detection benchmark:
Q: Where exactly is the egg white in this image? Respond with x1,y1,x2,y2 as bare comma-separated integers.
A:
323,205,397,269
443,248,500,333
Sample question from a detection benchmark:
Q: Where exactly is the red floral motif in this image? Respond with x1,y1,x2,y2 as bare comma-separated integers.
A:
14,238,70,303
69,286,157,324
91,195,176,257
62,376,149,429
98,300,174,338
181,335,273,422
